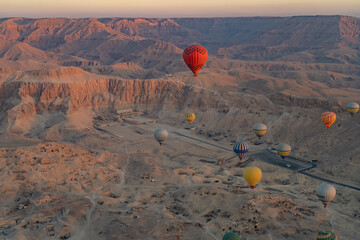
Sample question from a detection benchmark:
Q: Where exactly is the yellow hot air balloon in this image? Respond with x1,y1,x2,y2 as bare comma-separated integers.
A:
185,112,195,124
243,166,262,189
346,102,359,116
253,123,267,140
277,144,291,160
321,112,336,128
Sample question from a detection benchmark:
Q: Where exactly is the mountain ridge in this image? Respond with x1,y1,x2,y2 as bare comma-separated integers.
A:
0,16,359,57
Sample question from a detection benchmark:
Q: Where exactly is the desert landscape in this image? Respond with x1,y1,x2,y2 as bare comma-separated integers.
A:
0,16,359,239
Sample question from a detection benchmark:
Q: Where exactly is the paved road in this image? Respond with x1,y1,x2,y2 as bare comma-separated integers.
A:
171,131,360,192
94,126,122,138
251,151,313,172
95,126,360,192
173,131,313,170
171,131,233,152
299,172,360,191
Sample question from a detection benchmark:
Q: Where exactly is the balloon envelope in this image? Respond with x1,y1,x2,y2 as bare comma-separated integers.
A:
316,231,337,240
243,166,262,188
233,141,249,160
316,183,336,207
277,144,291,159
154,129,168,145
253,123,267,139
185,112,195,123
183,45,208,76
346,102,359,116
223,232,240,240
321,112,336,128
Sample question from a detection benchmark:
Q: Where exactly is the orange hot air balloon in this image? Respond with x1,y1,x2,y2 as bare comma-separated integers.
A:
321,112,336,128
183,45,208,77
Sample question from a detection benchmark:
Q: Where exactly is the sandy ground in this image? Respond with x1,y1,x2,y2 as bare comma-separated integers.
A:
0,117,358,240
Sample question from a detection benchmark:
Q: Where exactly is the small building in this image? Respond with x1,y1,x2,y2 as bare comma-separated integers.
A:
116,109,142,119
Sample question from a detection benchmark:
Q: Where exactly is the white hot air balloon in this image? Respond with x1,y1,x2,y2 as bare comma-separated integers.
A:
154,129,168,146
316,183,336,208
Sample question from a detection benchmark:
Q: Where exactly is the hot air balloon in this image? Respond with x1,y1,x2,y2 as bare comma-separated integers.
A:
243,166,262,189
183,45,208,76
316,183,336,208
185,112,195,124
154,129,168,146
316,231,337,240
233,141,248,160
223,232,240,240
346,102,359,116
253,123,267,140
277,144,291,159
321,112,336,128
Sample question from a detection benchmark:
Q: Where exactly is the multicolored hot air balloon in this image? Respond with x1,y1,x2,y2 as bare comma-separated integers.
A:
277,144,291,159
316,231,337,240
154,129,168,146
243,166,262,189
183,45,208,76
185,112,195,124
321,112,336,128
346,102,359,117
233,141,249,160
316,183,336,208
223,232,240,240
253,123,267,140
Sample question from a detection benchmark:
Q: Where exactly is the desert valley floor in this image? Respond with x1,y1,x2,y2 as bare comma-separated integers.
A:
0,108,358,240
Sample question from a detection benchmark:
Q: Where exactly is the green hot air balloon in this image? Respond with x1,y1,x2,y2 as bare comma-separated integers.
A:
223,232,240,240
316,231,337,240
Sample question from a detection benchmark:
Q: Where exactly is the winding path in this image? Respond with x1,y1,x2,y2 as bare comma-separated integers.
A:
171,130,360,192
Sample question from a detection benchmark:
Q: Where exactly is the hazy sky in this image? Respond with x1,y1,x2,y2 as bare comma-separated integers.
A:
1,0,359,18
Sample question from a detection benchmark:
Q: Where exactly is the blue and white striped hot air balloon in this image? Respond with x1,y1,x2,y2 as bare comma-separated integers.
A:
233,141,249,160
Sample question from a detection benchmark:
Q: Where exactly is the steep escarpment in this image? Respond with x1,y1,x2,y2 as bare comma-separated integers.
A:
2,77,249,115
0,77,232,134
0,74,353,136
